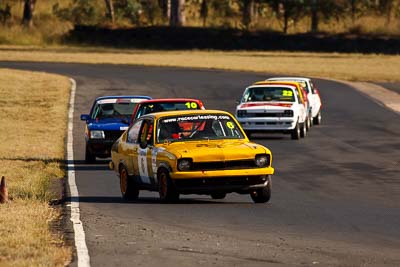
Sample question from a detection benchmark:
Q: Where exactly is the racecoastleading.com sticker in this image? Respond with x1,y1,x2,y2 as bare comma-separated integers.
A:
162,115,231,123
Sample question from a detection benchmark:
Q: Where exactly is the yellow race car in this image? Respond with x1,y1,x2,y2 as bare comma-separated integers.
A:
109,109,275,203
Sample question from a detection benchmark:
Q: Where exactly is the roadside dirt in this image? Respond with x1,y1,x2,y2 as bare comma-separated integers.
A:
339,81,400,114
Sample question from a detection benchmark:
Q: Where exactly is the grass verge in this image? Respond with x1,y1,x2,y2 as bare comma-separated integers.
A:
0,69,71,266
1,46,400,82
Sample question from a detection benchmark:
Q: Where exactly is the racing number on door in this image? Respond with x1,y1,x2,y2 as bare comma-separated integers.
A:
138,148,150,184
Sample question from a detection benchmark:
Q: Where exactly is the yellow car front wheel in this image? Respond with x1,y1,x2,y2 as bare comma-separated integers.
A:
158,169,179,203
250,176,272,203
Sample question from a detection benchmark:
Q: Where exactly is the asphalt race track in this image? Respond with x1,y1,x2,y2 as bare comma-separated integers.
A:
2,62,400,266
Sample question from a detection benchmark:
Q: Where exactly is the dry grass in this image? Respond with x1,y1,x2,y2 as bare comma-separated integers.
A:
0,22,72,46
0,200,70,266
0,69,71,266
1,47,400,82
0,0,72,45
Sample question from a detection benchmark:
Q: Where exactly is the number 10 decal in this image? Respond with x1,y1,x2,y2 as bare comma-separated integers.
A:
185,102,198,109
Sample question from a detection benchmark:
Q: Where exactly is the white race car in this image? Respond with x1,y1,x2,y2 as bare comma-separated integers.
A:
235,84,307,140
266,77,322,125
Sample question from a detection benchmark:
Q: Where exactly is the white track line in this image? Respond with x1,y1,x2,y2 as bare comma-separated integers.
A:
67,78,91,267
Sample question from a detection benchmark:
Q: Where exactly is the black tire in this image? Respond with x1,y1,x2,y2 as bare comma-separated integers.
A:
306,111,312,130
313,110,322,125
250,176,272,203
158,168,179,203
85,144,96,163
211,192,226,199
300,122,307,138
119,166,139,200
291,122,300,140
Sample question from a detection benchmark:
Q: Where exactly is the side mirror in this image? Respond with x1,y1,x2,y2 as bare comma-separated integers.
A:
139,141,148,149
81,114,90,121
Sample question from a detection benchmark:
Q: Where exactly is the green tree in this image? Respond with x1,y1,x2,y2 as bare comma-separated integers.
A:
143,0,162,25
0,3,11,25
22,0,36,27
266,0,304,33
53,0,99,25
170,0,185,26
104,0,115,25
200,0,208,26
375,0,398,25
159,0,170,21
242,0,255,29
114,0,142,25
303,0,346,33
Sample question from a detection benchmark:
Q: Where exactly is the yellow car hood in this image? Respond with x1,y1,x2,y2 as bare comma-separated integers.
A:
160,140,269,162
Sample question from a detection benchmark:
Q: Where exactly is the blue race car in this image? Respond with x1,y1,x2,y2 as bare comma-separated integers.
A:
81,95,151,163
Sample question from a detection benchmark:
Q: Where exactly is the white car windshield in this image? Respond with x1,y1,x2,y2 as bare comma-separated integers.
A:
243,87,295,102
157,114,244,143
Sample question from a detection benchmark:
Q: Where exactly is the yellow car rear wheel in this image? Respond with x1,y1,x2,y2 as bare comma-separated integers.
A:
119,166,139,200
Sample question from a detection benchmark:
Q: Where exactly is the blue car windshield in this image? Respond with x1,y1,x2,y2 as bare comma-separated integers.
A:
92,101,138,119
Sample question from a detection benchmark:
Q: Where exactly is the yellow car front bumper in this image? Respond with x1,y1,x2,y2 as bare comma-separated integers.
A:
170,167,274,179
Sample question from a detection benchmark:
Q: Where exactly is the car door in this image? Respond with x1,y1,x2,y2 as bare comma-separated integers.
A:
294,88,306,123
137,118,156,186
124,119,143,178
309,81,322,117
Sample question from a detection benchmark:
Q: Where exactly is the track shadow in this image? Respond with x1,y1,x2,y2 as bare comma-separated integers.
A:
65,159,112,171
65,196,248,205
249,135,288,141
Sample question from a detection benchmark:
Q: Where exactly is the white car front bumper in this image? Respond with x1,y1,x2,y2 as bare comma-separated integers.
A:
237,117,297,131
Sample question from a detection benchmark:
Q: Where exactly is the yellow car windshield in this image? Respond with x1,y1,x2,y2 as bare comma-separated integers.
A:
157,114,244,143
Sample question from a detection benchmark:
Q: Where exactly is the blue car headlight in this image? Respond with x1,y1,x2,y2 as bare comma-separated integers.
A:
90,130,105,139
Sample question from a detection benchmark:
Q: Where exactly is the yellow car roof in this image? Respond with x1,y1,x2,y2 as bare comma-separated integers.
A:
253,80,302,88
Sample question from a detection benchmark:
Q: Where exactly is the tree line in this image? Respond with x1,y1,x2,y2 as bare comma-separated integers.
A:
1,0,399,34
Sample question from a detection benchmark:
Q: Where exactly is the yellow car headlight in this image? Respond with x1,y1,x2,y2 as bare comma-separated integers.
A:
255,154,269,167
178,158,192,171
